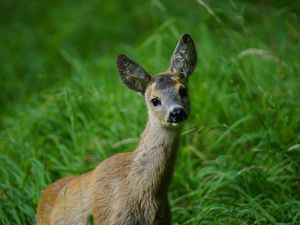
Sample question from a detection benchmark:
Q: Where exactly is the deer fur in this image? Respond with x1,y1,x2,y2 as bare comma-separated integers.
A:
37,33,197,225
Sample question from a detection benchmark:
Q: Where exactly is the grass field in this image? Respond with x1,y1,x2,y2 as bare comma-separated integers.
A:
1,0,300,224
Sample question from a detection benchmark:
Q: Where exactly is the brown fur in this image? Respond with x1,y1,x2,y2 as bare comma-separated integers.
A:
37,33,197,225
37,80,182,225
37,120,180,225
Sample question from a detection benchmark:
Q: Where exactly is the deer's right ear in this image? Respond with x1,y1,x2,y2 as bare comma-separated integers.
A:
117,54,151,94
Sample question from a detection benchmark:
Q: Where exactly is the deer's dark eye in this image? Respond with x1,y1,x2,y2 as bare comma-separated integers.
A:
151,97,161,107
179,87,188,98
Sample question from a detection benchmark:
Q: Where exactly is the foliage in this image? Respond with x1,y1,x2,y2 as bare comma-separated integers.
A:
0,0,300,224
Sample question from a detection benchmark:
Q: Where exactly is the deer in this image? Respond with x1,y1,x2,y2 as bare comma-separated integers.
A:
36,33,197,225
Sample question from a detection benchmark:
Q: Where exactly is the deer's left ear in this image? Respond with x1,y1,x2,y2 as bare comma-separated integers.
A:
117,54,151,93
169,34,197,79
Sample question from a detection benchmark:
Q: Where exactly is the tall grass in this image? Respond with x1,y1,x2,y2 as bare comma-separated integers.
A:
0,1,300,224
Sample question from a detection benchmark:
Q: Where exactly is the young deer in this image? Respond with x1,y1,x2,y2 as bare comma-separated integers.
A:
37,33,197,225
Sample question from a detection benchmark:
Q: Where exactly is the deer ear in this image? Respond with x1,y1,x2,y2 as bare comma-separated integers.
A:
117,54,151,93
169,34,197,79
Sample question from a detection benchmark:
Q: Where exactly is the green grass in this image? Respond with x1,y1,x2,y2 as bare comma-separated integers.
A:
1,0,300,224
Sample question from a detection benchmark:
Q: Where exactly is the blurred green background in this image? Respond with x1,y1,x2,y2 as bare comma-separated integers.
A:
1,0,300,224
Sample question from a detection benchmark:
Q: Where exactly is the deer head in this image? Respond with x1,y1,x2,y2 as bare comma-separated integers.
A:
117,34,197,128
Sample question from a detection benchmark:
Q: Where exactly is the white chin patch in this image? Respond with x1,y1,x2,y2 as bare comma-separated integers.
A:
171,122,179,127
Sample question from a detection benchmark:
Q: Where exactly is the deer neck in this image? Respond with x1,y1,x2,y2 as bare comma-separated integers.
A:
129,117,181,195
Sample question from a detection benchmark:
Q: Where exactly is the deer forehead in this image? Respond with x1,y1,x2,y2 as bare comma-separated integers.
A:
148,73,186,97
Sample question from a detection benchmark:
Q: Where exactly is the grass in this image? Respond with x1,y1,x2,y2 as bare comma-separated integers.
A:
1,0,300,224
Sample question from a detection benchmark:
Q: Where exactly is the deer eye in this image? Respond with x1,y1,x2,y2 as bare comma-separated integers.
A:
179,87,188,98
151,97,161,107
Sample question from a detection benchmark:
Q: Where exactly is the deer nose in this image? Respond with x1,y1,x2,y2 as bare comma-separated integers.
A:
168,107,187,123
